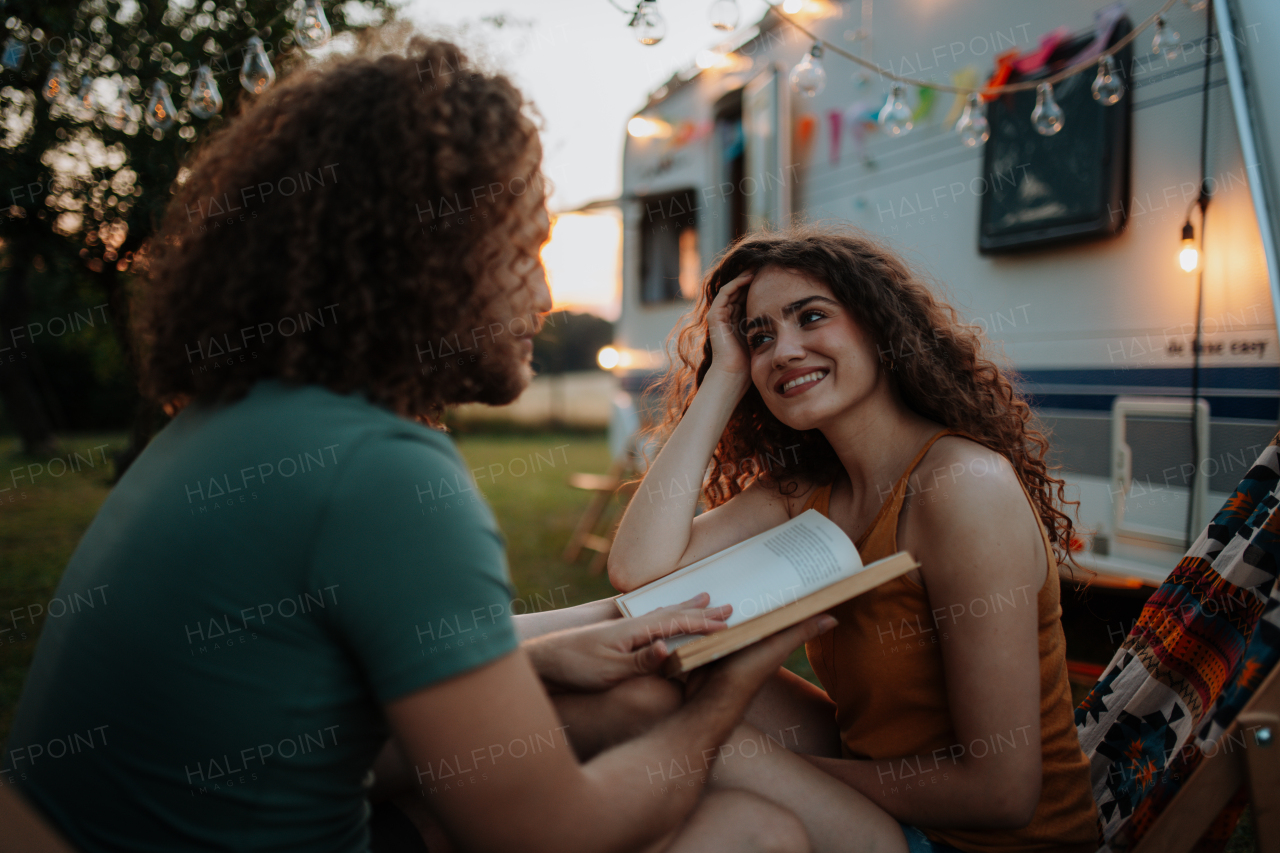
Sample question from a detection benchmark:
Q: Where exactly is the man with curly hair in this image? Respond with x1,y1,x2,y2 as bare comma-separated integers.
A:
4,31,832,853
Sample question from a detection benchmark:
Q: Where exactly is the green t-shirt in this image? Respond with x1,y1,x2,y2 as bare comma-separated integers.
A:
4,380,518,851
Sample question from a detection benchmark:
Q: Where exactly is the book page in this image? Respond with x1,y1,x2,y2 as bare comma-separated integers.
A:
617,509,863,637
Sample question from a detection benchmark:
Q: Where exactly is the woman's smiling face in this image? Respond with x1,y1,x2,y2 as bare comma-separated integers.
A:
743,265,885,431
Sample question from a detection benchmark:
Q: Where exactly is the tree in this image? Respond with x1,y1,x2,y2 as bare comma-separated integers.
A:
0,0,395,464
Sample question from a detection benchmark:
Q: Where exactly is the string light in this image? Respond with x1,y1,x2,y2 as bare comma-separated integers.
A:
878,83,913,136
1030,81,1065,136
144,80,176,132
188,65,223,119
789,43,826,97
240,36,277,94
1091,55,1125,105
631,0,667,46
294,0,332,49
761,0,1177,145
955,93,989,147
77,77,98,113
105,82,136,131
1179,220,1199,271
627,115,671,138
42,62,67,103
708,0,740,31
1152,16,1182,60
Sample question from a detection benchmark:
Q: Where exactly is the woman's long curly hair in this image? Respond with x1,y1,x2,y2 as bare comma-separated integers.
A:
135,27,547,421
650,224,1081,567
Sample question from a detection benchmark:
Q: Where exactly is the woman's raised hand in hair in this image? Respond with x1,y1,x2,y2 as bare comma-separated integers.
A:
705,270,755,388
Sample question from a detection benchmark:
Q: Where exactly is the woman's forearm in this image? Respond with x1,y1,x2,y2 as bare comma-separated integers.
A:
608,369,747,591
514,597,620,641
802,748,1038,830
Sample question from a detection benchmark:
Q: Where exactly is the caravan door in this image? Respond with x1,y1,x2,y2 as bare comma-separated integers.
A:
743,65,791,231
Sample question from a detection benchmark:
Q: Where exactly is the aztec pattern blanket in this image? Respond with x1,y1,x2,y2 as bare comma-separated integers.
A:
1074,433,1280,852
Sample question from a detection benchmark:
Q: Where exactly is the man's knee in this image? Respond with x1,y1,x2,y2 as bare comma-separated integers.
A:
607,675,682,731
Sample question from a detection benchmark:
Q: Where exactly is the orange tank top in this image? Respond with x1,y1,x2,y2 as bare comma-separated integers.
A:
800,430,1098,853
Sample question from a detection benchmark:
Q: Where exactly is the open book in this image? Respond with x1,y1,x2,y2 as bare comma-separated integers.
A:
615,509,917,675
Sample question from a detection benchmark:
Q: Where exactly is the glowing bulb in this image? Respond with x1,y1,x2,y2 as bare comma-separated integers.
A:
597,346,620,369
708,0,739,31
627,115,670,138
789,43,825,98
1031,82,1064,136
42,61,67,103
1091,55,1125,106
954,93,989,147
105,82,136,131
878,83,913,137
78,76,98,112
144,80,176,132
633,1,667,46
1,37,26,71
1180,221,1199,271
1153,17,1182,60
782,0,804,13
240,36,276,94
188,64,223,119
294,0,332,49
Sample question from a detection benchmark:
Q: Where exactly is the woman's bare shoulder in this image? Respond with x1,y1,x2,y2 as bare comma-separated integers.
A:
917,434,1022,502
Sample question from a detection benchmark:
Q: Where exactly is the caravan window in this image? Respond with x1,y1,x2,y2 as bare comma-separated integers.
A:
639,189,700,303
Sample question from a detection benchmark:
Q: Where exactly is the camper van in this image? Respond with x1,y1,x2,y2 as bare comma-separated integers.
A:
606,0,1280,585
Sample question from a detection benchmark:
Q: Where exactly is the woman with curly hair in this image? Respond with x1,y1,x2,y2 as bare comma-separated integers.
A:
610,225,1099,853
5,30,833,853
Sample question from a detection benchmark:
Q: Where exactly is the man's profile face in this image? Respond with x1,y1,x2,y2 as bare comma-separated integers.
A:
451,202,553,406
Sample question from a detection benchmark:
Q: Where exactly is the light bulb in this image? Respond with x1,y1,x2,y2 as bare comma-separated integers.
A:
294,0,332,49
240,36,276,94
1180,221,1199,271
708,0,739,31
633,1,667,46
955,93,989,147
1,37,26,71
1091,55,1124,106
1153,17,1182,60
105,82,139,131
43,61,67,103
188,64,223,119
789,43,826,98
1031,82,1064,136
878,83,913,137
78,76,98,111
145,80,176,132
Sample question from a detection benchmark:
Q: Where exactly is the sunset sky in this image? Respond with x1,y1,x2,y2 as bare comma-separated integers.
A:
403,0,774,319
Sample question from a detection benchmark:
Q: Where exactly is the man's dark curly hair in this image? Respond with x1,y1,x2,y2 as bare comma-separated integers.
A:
135,28,547,420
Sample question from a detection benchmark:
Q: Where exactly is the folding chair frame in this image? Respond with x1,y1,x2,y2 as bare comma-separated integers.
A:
1132,657,1280,853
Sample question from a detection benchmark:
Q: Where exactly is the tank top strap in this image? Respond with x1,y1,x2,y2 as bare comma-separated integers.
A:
857,428,960,550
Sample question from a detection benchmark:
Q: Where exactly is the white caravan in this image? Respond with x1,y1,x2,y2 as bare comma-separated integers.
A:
604,0,1280,586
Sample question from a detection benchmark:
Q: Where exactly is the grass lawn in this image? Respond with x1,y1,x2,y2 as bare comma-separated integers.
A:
0,427,1256,849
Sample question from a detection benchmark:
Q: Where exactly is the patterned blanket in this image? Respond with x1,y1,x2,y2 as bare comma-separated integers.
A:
1074,433,1280,852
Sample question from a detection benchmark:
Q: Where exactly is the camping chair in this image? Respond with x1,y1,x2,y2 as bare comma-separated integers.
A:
562,430,643,574
1075,431,1280,853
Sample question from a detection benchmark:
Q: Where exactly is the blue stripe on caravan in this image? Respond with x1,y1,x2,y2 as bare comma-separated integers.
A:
1017,366,1280,420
